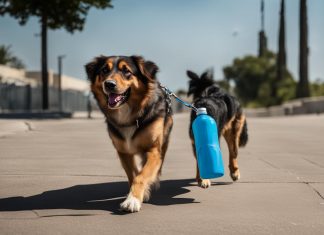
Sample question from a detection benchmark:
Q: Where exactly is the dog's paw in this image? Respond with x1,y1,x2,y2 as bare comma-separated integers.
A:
198,179,211,188
143,191,151,203
230,169,240,181
120,193,142,213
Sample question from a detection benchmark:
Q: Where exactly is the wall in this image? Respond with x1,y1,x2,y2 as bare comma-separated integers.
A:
0,83,89,112
245,96,324,117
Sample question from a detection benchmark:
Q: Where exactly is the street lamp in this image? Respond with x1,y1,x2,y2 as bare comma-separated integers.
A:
58,55,66,112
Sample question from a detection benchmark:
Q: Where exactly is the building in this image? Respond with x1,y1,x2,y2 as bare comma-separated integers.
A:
0,65,90,112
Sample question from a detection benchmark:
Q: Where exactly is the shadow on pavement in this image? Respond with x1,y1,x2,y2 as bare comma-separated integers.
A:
0,179,232,215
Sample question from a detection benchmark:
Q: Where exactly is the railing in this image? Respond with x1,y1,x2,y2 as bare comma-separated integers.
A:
0,83,91,112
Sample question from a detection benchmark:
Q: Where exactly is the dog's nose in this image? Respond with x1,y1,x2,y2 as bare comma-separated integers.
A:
104,80,117,91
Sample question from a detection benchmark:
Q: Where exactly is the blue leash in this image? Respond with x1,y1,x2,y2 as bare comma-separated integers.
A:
159,83,198,113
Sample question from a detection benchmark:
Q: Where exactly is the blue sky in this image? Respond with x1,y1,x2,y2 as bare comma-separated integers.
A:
0,0,323,90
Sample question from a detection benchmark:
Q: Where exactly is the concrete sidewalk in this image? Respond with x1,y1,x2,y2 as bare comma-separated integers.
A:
0,120,33,137
0,113,323,234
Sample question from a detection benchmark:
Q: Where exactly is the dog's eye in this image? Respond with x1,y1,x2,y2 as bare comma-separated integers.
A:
122,66,132,78
101,67,110,75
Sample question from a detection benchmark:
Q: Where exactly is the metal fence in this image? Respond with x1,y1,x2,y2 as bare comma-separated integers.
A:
0,83,89,112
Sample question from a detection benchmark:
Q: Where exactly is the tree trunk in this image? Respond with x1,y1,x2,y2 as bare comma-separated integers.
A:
297,0,310,98
41,14,49,110
274,0,286,99
258,31,267,57
258,0,267,57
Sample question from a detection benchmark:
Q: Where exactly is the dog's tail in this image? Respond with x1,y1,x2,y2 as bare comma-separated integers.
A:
239,119,248,147
187,69,214,98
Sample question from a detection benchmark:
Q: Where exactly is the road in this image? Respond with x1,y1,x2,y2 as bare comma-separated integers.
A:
0,113,324,234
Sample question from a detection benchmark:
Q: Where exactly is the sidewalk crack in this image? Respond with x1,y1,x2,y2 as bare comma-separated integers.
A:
305,183,324,200
24,122,33,131
32,210,40,218
303,158,324,169
259,158,280,169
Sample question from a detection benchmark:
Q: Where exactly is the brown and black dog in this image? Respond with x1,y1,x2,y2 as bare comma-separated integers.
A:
85,55,173,212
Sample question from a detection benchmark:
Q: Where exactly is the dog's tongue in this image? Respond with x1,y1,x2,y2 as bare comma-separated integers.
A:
108,93,123,106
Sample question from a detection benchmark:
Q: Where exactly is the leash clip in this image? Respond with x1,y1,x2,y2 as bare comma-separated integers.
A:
159,83,198,113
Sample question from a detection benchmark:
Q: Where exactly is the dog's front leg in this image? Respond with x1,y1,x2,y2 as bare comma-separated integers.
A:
118,152,139,186
120,146,161,212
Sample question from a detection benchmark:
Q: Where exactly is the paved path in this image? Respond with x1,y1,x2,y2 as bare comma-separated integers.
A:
0,120,32,137
0,114,323,234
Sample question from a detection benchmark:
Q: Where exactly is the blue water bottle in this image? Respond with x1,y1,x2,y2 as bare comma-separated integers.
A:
192,107,224,179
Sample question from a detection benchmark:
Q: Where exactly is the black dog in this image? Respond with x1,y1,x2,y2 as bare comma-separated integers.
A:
187,70,248,188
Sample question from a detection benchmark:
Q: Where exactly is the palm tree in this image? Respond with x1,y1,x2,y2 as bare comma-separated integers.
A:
273,0,287,99
0,45,25,69
258,0,267,57
0,45,12,65
296,0,310,98
277,1,287,79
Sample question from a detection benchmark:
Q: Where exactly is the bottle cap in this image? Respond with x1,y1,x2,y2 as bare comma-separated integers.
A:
196,107,207,115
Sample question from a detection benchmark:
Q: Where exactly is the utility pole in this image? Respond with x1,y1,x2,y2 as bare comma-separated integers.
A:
58,55,66,112
41,15,49,110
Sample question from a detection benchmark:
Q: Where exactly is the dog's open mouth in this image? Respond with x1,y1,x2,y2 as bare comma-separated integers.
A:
107,88,130,108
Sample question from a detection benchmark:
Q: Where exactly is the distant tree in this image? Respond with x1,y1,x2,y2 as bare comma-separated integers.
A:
310,78,324,97
8,56,25,69
176,89,187,96
0,45,25,69
0,45,11,65
223,51,296,107
296,0,310,98
215,79,230,92
0,0,113,109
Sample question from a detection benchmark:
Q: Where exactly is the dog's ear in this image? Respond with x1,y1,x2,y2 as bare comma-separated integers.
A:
131,55,159,81
186,70,199,80
201,68,214,81
85,56,107,83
